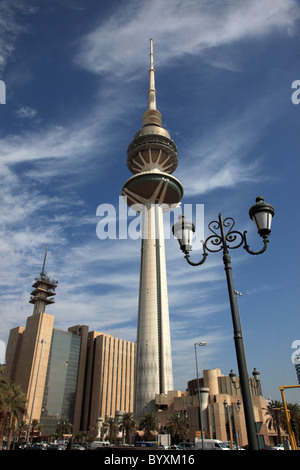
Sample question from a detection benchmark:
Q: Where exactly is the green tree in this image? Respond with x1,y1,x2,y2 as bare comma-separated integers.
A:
139,412,159,441
119,412,137,444
102,417,119,443
5,383,27,449
29,418,41,441
86,424,99,442
264,400,284,444
0,366,27,450
17,419,27,440
166,413,189,444
0,366,11,449
56,418,72,438
283,402,300,444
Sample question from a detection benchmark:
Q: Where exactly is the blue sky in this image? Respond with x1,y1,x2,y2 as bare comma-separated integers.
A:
0,0,300,405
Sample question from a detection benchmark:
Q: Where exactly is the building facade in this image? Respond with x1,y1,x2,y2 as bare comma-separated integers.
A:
6,319,136,437
5,251,58,436
295,362,300,385
80,330,135,433
39,328,82,435
5,256,135,437
4,259,279,446
155,368,286,448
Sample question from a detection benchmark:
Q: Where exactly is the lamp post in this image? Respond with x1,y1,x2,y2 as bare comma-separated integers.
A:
235,400,242,449
229,368,261,393
223,400,234,450
177,410,189,443
194,341,207,450
172,196,274,450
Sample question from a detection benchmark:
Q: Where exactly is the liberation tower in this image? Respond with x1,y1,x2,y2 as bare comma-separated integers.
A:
122,39,183,422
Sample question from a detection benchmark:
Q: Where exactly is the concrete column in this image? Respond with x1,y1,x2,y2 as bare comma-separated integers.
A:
134,204,173,422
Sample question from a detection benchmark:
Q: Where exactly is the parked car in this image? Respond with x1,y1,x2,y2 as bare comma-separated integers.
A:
70,444,86,450
222,441,245,450
89,440,111,449
14,440,29,450
273,443,291,450
134,441,158,448
195,439,229,450
47,444,65,450
29,443,47,450
177,442,195,450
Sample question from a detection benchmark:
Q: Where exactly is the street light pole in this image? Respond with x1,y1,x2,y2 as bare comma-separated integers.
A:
172,196,274,451
223,400,234,450
194,341,207,450
219,213,259,450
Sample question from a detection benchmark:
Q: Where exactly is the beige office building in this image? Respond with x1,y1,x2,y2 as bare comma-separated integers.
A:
6,312,55,428
6,321,136,437
155,368,286,448
80,330,135,432
5,252,58,435
5,255,136,437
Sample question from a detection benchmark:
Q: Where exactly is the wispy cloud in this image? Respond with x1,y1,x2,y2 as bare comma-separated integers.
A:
0,0,295,184
0,0,298,396
0,0,38,72
15,106,38,119
75,0,300,78
178,106,262,196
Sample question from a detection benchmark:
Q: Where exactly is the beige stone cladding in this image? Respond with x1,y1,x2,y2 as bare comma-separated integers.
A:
6,312,54,421
83,331,135,430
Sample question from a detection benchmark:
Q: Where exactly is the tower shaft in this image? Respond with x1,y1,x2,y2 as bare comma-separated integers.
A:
134,204,173,419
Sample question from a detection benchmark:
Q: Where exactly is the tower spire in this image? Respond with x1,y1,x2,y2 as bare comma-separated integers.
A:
148,38,156,111
41,244,48,278
142,38,162,128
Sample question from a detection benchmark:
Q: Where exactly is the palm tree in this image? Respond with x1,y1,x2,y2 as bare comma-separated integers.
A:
139,412,159,441
264,400,284,444
56,418,72,439
283,403,300,444
87,423,99,442
166,413,189,444
0,366,27,450
5,383,27,450
119,412,137,444
102,417,119,443
0,366,11,449
17,419,27,441
30,418,41,441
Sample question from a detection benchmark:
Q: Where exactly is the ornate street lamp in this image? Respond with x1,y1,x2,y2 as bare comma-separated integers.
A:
223,400,234,450
172,196,274,450
229,368,261,390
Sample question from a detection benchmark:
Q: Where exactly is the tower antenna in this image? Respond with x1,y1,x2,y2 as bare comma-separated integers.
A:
41,245,48,277
148,38,156,111
142,38,162,128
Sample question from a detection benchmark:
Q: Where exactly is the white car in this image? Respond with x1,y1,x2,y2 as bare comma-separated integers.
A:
273,443,291,450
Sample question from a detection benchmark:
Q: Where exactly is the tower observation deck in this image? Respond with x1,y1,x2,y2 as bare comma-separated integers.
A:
122,39,183,422
29,245,58,316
